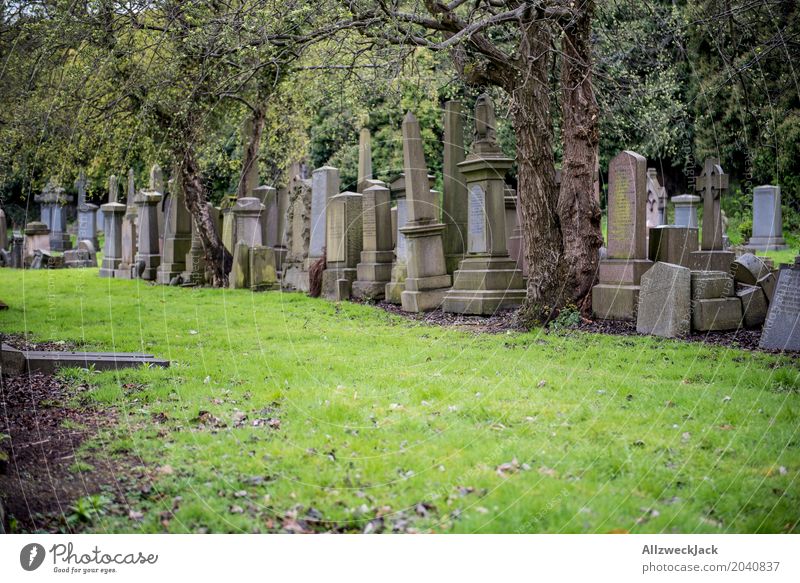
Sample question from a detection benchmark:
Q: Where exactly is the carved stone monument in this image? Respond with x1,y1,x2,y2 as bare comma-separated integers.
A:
689,158,735,272
156,167,192,284
133,165,163,280
442,101,468,275
747,185,788,251
99,175,125,278
352,182,394,299
75,170,99,249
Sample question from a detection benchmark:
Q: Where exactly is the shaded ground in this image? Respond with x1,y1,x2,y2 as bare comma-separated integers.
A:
0,344,146,532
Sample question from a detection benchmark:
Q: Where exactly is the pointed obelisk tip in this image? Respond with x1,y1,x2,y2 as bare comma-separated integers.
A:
404,111,417,124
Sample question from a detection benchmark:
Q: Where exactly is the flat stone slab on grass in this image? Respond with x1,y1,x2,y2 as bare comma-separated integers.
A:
1,344,170,375
636,262,691,338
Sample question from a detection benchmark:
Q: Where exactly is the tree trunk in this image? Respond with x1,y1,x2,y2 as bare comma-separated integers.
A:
558,0,603,315
176,143,231,287
237,105,266,199
512,20,564,327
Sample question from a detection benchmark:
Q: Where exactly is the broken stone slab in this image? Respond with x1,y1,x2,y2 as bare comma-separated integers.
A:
730,253,771,285
691,297,743,332
691,271,734,300
1,344,169,375
736,284,768,328
757,271,777,302
636,262,691,338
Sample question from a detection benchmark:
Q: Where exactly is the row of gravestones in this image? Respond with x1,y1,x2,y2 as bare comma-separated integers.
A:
592,150,798,351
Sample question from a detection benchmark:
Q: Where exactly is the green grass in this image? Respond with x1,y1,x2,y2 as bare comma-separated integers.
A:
1,268,799,533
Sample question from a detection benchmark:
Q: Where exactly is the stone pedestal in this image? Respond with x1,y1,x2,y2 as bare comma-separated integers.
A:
353,184,393,300
322,191,362,300
442,101,468,275
99,202,125,277
134,191,162,280
23,222,51,266
250,246,279,291
689,250,735,272
672,194,700,228
443,104,524,316
156,175,192,284
747,185,787,250
232,197,264,247
648,226,698,268
398,112,451,312
592,150,652,321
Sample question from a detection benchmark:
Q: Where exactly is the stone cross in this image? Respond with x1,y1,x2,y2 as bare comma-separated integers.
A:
75,170,88,207
695,158,728,251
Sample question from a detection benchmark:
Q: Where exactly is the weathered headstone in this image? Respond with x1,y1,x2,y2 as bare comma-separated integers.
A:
690,158,735,272
229,241,250,289
636,262,691,338
282,176,312,291
116,170,138,279
99,175,125,278
0,206,7,250
38,179,73,252
747,185,788,250
133,167,163,280
156,167,192,284
322,191,362,300
232,197,264,247
591,150,652,321
10,234,23,268
252,185,277,251
399,112,451,312
645,168,665,228
353,183,394,299
690,270,741,332
249,246,278,291
75,170,99,249
737,284,768,328
442,101,468,275
385,174,409,304
759,257,800,351
182,202,215,285
23,222,50,266
95,207,104,234
648,226,698,268
443,94,524,315
309,166,340,264
672,194,700,228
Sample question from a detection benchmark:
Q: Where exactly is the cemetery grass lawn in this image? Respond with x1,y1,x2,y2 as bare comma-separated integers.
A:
1,269,799,534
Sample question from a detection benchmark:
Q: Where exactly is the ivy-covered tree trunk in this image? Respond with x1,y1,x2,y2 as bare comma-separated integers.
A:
174,139,232,287
557,0,603,315
511,20,565,326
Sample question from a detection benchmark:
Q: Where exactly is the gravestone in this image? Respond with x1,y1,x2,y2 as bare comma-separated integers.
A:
672,194,700,228
636,262,691,338
399,112,451,312
156,168,192,284
0,206,7,250
116,170,138,279
443,94,524,315
95,207,104,233
353,182,394,299
133,166,163,280
309,166,340,264
322,191,362,300
221,195,237,253
690,158,735,272
385,174,409,304
282,176,312,291
249,246,279,291
232,197,264,247
759,256,800,351
442,101,468,274
747,185,788,250
591,150,652,321
229,241,250,289
99,175,125,278
10,234,24,268
23,222,50,266
357,128,373,193
252,185,277,253
182,202,215,285
39,179,73,252
645,168,665,228
737,284,768,328
648,226,698,268
64,240,97,268
75,170,99,249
